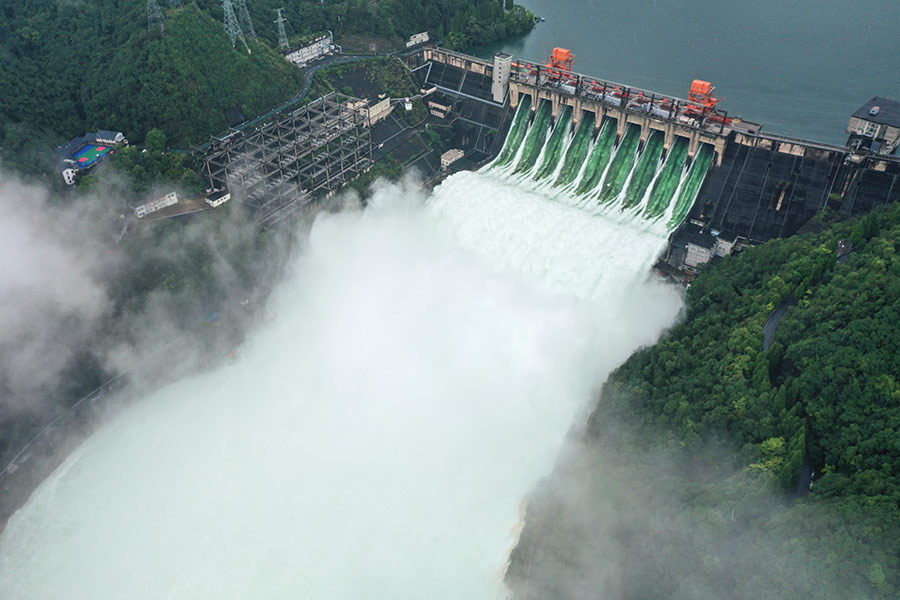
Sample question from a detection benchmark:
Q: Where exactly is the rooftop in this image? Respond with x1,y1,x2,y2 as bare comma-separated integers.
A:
674,222,717,250
852,96,900,128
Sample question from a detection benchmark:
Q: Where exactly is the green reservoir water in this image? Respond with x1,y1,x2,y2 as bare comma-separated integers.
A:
575,119,616,195
598,124,640,203
516,100,553,174
536,106,573,180
474,0,899,146
623,130,664,209
555,112,594,188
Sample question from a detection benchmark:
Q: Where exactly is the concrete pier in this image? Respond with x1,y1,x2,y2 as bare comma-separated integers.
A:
509,78,727,165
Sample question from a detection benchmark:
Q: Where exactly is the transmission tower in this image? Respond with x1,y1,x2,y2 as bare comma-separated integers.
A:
236,0,257,41
274,8,289,51
168,0,181,7
147,0,165,35
222,0,250,53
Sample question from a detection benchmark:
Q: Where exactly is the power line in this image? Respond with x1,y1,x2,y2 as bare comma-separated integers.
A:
222,0,250,53
274,8,289,51
236,0,257,41
147,0,165,35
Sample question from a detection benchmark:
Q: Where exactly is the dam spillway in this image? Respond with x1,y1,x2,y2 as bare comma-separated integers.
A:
494,100,714,229
411,46,900,250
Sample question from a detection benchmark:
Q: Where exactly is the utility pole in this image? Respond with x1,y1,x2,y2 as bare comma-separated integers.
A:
274,8,289,51
236,0,257,41
223,0,250,53
147,0,165,35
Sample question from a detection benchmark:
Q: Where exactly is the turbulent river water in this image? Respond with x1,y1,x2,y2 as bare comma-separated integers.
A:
0,161,683,597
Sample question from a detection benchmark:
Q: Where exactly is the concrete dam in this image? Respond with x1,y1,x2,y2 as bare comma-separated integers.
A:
409,47,900,261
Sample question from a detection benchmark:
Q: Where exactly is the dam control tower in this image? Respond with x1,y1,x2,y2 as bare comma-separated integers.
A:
492,52,512,103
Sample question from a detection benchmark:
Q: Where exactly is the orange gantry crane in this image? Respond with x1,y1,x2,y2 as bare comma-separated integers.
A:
546,47,574,81
686,80,719,116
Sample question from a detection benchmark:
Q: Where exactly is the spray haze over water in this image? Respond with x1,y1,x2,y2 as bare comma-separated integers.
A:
0,164,682,597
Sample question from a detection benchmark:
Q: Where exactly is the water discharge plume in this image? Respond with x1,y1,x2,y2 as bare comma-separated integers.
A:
554,112,595,188
598,124,641,204
575,118,616,196
668,143,714,228
644,136,689,219
0,168,683,599
514,100,553,174
622,130,664,209
535,106,572,180
495,95,532,166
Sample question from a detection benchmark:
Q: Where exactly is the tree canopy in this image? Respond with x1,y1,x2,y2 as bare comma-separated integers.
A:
0,0,533,174
509,205,900,600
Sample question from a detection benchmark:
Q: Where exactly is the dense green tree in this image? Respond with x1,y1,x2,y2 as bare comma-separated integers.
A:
0,0,533,175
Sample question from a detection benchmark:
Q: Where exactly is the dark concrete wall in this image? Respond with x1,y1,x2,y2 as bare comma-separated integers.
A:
690,139,900,242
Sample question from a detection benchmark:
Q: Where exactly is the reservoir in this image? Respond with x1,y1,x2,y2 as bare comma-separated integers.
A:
474,0,900,145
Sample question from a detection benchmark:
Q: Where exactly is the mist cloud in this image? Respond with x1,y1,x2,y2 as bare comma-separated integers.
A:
0,175,110,413
0,174,683,599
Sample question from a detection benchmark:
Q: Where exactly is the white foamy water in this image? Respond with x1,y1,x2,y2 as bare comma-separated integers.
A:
0,171,682,599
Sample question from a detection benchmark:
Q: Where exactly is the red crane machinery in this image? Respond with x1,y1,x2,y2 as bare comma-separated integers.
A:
686,79,719,116
546,47,574,81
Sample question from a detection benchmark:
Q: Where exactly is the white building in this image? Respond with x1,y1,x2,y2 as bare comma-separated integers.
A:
684,233,717,270
134,191,178,218
367,98,393,125
285,32,334,67
428,101,452,119
441,149,464,170
205,190,231,208
95,130,127,145
406,32,430,48
492,52,512,103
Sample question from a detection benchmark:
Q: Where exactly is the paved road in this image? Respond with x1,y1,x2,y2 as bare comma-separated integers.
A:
763,295,797,351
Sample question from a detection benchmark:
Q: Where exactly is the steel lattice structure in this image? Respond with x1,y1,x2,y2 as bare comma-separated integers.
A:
274,8,289,51
147,0,165,34
236,0,257,41
222,0,248,51
198,92,373,220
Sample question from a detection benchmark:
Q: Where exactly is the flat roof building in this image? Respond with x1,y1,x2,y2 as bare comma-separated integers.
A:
406,32,430,48
134,191,178,218
441,148,464,170
206,189,231,208
847,96,900,154
284,32,334,68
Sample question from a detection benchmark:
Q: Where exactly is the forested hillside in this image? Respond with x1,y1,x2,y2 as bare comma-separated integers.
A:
0,0,532,174
509,205,900,600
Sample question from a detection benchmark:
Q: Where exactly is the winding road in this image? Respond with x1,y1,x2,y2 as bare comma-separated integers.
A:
763,295,797,351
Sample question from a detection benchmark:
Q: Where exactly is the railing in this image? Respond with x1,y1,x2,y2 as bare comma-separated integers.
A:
509,58,731,134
